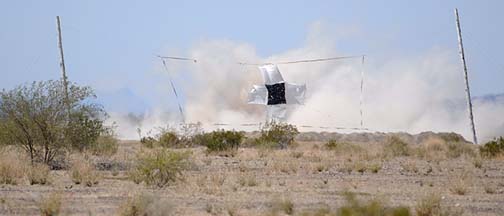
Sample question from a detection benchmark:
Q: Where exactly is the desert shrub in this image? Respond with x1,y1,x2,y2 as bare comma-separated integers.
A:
118,193,173,216
400,160,419,173
445,142,476,158
0,151,25,185
158,131,179,148
197,130,244,154
415,193,463,216
129,149,191,187
417,138,476,161
324,140,364,155
178,122,204,145
255,122,299,149
140,124,203,149
65,112,106,152
439,133,465,143
140,132,181,149
415,138,447,160
338,192,410,216
325,139,339,149
39,193,62,216
480,137,504,158
0,80,108,164
383,136,411,157
27,163,51,185
88,131,119,156
140,136,157,148
70,159,100,187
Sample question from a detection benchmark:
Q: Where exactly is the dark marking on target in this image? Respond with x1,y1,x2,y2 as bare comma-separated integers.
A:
266,82,286,105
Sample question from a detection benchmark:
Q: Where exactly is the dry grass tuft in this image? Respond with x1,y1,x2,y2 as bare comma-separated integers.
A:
272,160,298,174
400,160,419,173
324,140,365,156
416,137,476,162
415,193,463,216
39,192,62,216
338,192,410,216
368,163,382,174
69,158,100,187
269,197,295,215
290,151,304,159
472,156,483,169
27,163,51,185
238,173,258,187
0,150,26,185
118,192,173,216
193,173,226,195
313,161,330,173
484,184,497,194
449,171,471,195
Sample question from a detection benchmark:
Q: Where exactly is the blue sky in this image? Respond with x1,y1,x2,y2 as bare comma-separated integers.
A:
1,0,503,113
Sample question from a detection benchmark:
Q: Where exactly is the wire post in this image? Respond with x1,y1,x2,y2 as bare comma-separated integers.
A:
159,54,366,127
455,8,478,144
56,16,71,117
359,55,365,128
161,59,186,123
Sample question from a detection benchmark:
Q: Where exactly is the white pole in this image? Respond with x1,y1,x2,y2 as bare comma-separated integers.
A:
359,55,365,128
454,8,478,144
56,16,70,113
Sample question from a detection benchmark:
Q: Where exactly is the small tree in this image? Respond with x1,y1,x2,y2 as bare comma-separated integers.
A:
0,80,108,164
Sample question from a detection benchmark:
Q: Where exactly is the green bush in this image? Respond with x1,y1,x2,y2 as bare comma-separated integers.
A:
197,130,244,153
0,80,108,164
158,131,180,148
383,136,411,157
255,122,299,149
480,137,504,158
129,149,191,188
140,128,193,149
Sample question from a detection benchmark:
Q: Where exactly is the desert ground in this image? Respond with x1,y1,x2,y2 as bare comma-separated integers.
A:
1,132,504,216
